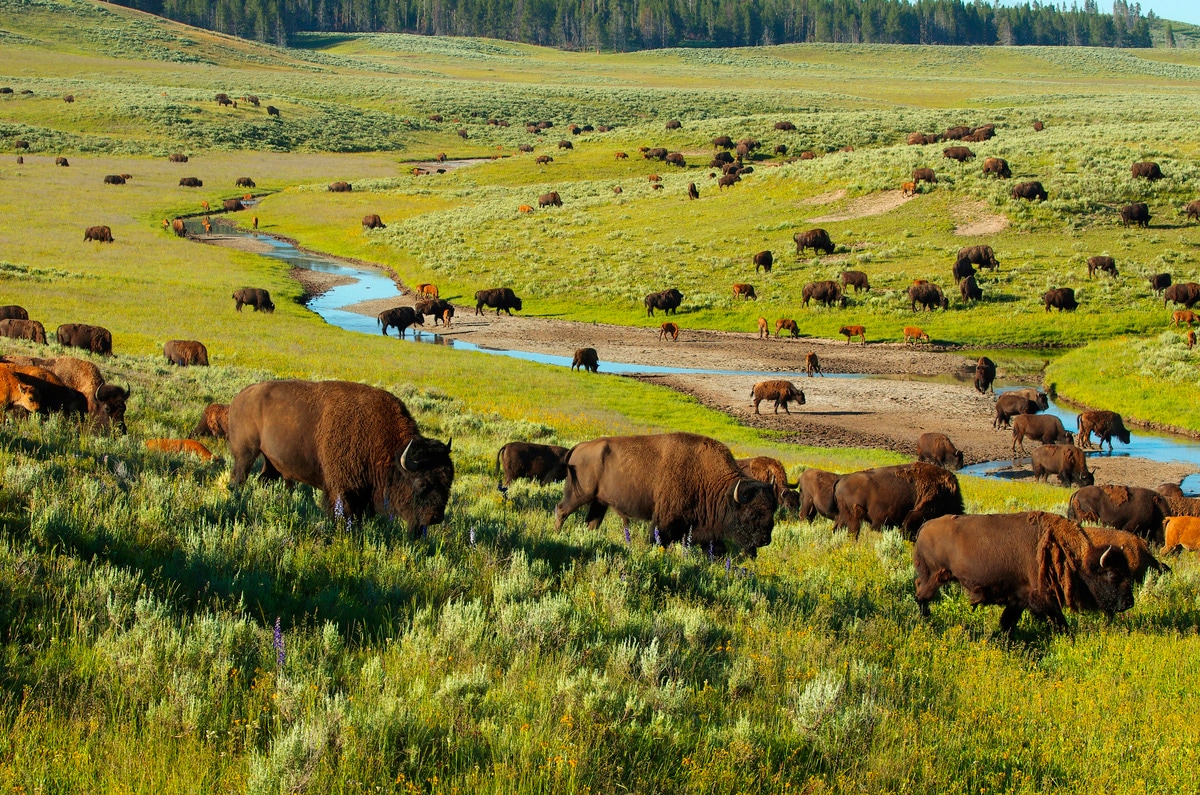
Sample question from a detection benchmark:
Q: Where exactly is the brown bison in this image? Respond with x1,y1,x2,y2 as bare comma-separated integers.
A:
1164,517,1200,553
1007,387,1049,410
665,119,682,130
179,177,202,187
414,296,453,325
981,157,1011,178
1033,120,1044,131
712,136,734,149
0,319,47,344
799,468,839,522
1077,410,1131,453
712,151,734,165
614,151,628,159
1011,181,1047,201
942,125,972,140
644,289,683,316
554,432,777,554
1043,287,1077,312
943,146,975,163
794,228,835,256
909,282,948,312
534,155,553,165
1087,255,1116,278
171,218,186,237
1011,414,1073,456
737,457,800,512
659,322,680,341
233,288,274,313
1069,485,1170,542
688,182,699,200
7,365,83,420
1181,200,1200,223
644,148,668,161
805,352,823,376
775,318,799,338
5,355,130,432
1172,310,1197,326
571,348,599,373
1031,444,1093,486
904,326,930,345
974,356,996,394
475,288,523,316
833,461,963,538
192,403,229,438
538,191,562,208
0,366,41,416
496,441,569,487
718,174,740,190
1131,161,1163,181
753,250,773,273
841,270,869,292
164,340,209,366
993,393,1040,430
665,152,685,167
221,198,243,212
1164,282,1200,308
1077,526,1167,582
0,306,28,321
1149,273,1172,295
732,283,757,301
957,245,999,270
912,167,937,184
229,380,454,533
103,174,126,185
751,380,805,415
56,323,112,356
917,432,964,471
55,156,69,167
236,177,256,188
145,439,215,460
362,214,385,229
839,325,866,345
84,225,113,243
952,258,976,282
557,140,572,150
802,280,845,308
1120,202,1150,228
960,275,982,303
168,153,188,163
328,181,352,192
774,121,796,131
378,307,424,338
901,181,916,196
774,145,788,156
913,511,1134,635
757,317,768,339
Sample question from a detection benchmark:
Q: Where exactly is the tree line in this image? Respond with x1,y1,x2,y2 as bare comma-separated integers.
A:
110,0,1155,50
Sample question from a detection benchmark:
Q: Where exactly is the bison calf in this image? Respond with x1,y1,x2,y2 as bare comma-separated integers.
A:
571,348,599,373
917,432,963,470
751,380,805,415
496,442,569,487
164,340,209,366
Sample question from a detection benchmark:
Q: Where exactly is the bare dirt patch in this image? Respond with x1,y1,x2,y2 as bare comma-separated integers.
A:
807,190,913,223
952,200,1010,236
799,189,846,206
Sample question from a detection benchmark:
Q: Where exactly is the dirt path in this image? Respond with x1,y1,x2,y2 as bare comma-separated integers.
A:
953,200,1010,236
807,190,913,223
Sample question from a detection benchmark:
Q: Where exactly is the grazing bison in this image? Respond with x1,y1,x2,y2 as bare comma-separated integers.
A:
799,468,839,521
1087,255,1117,278
839,325,866,345
1011,414,1073,456
1031,444,1093,486
1007,387,1049,410
328,181,352,192
834,461,963,539
718,174,740,190
1164,282,1200,308
362,214,385,229
1149,273,1172,295
904,326,930,345
737,457,800,512
1165,517,1200,553
1120,202,1150,228
0,319,47,344
644,288,683,316
665,152,685,167
751,380,805,415
0,366,41,415
192,403,229,438
644,148,668,161
1068,485,1170,542
222,198,244,212
774,145,788,156
614,151,628,160
1043,287,1077,312
103,174,126,185
164,340,209,366
496,442,569,487
236,177,256,188
168,153,188,163
475,288,523,316
802,280,845,308
55,156,69,167
229,380,453,533
665,119,682,130
688,182,699,200
799,151,815,160
912,167,937,184
377,307,424,338
943,146,975,163
712,151,734,165
907,132,938,145
659,322,679,341
958,245,999,270
571,348,599,373
1077,410,1131,453
913,511,1134,635
712,136,734,149
993,393,1040,429
554,432,778,554
8,366,86,421
960,275,982,303
179,177,202,187
841,270,869,292
1033,120,1044,131
1172,310,1197,326
794,228,835,256
917,432,964,471
415,297,452,324
27,356,128,432
775,318,800,338
981,157,1011,179
952,258,976,281
942,125,972,140
232,288,274,313
774,121,796,131
1011,181,1047,201
557,140,572,150
753,250,773,273
0,306,28,321
805,352,823,377
732,283,757,301
1077,526,1166,581
909,282,948,312
56,323,112,356
538,191,562,208
171,218,186,237
974,357,996,394
1131,161,1164,181
84,225,113,243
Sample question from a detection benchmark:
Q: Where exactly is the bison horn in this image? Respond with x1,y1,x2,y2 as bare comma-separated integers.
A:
733,479,753,505
1100,545,1114,568
399,439,415,472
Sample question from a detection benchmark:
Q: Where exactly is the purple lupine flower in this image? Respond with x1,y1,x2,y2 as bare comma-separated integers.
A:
624,522,631,544
653,527,661,547
725,557,732,573
333,496,344,520
469,526,477,546
708,541,715,562
274,617,285,668
685,526,693,549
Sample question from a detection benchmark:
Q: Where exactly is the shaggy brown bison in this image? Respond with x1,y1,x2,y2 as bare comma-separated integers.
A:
833,461,963,538
718,174,740,190
103,174,126,185
164,340,209,366
665,152,685,167
806,352,823,376
1164,282,1200,308
644,289,682,316
751,380,805,415
223,198,244,212
378,306,424,338
799,468,839,521
841,270,869,292
55,156,69,167
1077,526,1166,581
192,403,229,438
909,282,948,312
56,323,112,356
913,511,1133,635
1164,517,1200,553
1149,273,1172,295
839,325,866,345
794,228,835,256
912,167,937,184
960,275,982,303
534,155,553,165
179,177,202,187
753,250,773,273
0,306,28,321
952,257,976,281
84,225,113,243
802,280,845,308
171,218,186,237
236,177,256,188
774,121,796,131
1120,202,1150,228
0,319,47,344
957,245,999,270
774,145,788,156
907,132,939,145
659,322,679,341
554,432,777,554
1032,444,1093,486
1087,255,1117,277
1007,387,1049,410
233,288,274,313
993,393,1040,430
1043,287,1077,312
981,157,1011,179
1131,161,1164,181
917,432,964,471
0,366,41,415
644,147,668,161
1077,410,1131,453
556,140,572,150
904,326,930,345
414,297,453,325
1011,181,1047,201
328,181,352,192
942,125,972,140
0,355,129,432
775,318,799,338
538,191,562,208
737,456,801,512
7,365,85,420
975,357,997,394
496,442,569,487
687,182,699,200
571,348,599,373
229,380,453,533
664,119,682,130
1172,310,1197,326
712,135,734,149
361,213,386,230
1011,414,1073,456
1186,200,1200,223
943,146,975,163
732,283,757,301
1069,485,1170,542
475,288,523,316
168,153,189,163
1033,119,1044,131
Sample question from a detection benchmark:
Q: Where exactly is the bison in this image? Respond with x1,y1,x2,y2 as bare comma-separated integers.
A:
1043,287,1077,312
0,366,42,416
1031,444,1093,486
1087,255,1117,278
171,218,186,237
557,140,572,150
1172,310,1197,326
328,181,352,192
145,439,214,459
712,136,734,150
179,177,202,187
0,319,47,344
236,177,256,188
665,152,685,167
981,157,1011,179
909,282,948,312
538,191,562,208
794,229,835,256
718,174,740,190
103,174,126,185
751,380,805,415
943,146,975,163
1131,161,1163,181
415,297,453,325
799,468,839,522
993,393,1040,430
1077,410,1131,453
802,280,845,308
362,214,385,229
496,442,569,487
1164,517,1200,553
644,288,683,316
1011,414,1073,456
1011,181,1047,202
839,325,866,345
534,155,553,165
917,432,964,470
55,156,69,167
841,270,869,293
84,225,113,243
775,318,799,338
1164,282,1200,308
974,357,997,394
1077,526,1167,582
55,323,112,356
833,461,963,539
164,340,209,366
912,167,937,184
168,153,189,163
192,403,229,439
475,288,523,316
1069,485,1171,543
554,432,777,554
1149,273,1172,295
5,355,130,432
659,322,679,341
732,283,757,301
806,352,823,376
1120,202,1150,228
378,307,424,338
952,258,976,282
0,306,28,321
753,250,773,273
960,275,982,303
1033,120,1044,131
913,511,1134,635
8,365,85,421
221,198,243,212
904,326,930,345
229,380,453,533
737,457,800,513
233,288,274,313
957,245,999,270
907,132,938,145
571,348,599,373
688,182,699,200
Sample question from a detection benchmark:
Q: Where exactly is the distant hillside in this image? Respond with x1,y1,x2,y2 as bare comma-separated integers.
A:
106,0,1158,50
1150,16,1200,47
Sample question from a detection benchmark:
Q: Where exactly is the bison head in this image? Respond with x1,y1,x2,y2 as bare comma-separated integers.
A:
1080,545,1135,615
389,436,455,534
726,478,777,555
511,296,523,311
95,384,130,433
779,489,801,513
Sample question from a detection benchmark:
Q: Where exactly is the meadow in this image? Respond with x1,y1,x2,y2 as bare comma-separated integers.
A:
4,0,1200,790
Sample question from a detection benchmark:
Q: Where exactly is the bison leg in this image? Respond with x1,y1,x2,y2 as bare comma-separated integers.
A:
584,501,608,531
998,605,1024,636
753,398,761,415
